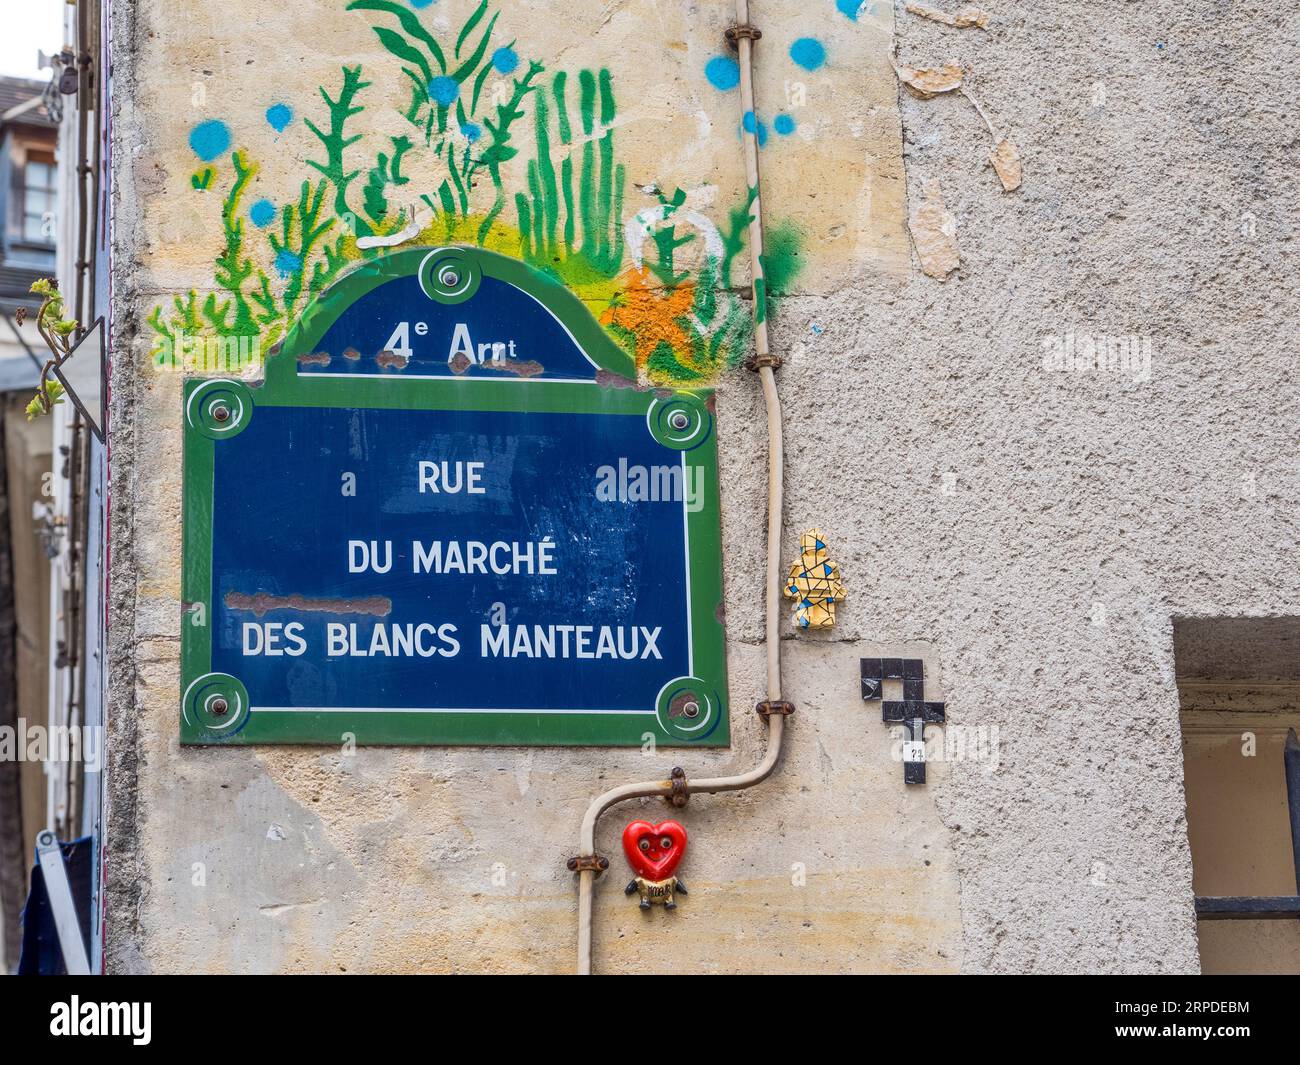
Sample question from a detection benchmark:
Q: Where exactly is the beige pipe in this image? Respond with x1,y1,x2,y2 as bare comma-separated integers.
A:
573,0,786,975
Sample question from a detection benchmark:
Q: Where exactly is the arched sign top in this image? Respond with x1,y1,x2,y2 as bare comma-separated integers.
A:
269,245,636,388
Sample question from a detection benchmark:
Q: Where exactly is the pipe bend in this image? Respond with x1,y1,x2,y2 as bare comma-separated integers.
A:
578,716,785,852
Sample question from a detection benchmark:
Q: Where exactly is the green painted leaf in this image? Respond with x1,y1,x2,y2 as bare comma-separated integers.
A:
347,0,446,71
372,26,432,84
452,10,499,82
455,0,489,58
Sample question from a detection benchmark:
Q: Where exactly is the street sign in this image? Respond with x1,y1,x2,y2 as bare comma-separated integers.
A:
181,247,728,746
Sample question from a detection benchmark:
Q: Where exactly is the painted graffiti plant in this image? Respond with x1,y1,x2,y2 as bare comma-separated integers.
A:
146,0,801,385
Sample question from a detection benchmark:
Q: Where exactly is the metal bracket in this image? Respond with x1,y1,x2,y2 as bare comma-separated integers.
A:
726,24,763,50
755,699,795,719
667,766,689,807
566,853,610,877
50,316,106,442
744,351,782,372
34,830,91,975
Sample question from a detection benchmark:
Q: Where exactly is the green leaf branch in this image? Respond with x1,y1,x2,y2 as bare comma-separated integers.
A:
21,279,77,420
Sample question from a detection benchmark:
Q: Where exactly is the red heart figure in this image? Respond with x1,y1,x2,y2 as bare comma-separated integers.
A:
622,820,687,881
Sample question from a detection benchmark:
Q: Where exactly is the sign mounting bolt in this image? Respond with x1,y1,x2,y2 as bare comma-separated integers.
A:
212,404,230,423
669,411,690,430
210,697,229,717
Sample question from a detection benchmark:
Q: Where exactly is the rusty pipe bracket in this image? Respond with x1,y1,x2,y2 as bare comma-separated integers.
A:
744,352,782,372
725,24,763,50
567,853,610,877
667,766,689,808
755,699,795,719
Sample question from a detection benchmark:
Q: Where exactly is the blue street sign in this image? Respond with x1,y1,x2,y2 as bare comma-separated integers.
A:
182,247,729,747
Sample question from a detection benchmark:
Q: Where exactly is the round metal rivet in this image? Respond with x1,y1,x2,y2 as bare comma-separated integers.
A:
211,697,229,716
442,270,460,287
683,700,699,718
670,411,690,431
212,404,230,423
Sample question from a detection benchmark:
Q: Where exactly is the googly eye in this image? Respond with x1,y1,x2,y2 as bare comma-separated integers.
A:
639,839,651,852
660,837,673,849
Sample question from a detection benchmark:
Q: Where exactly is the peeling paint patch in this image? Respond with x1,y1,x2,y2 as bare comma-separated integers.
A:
224,591,392,617
297,352,331,366
481,359,544,378
988,137,1022,191
375,350,409,370
904,2,990,29
594,369,669,397
896,62,964,99
909,179,960,279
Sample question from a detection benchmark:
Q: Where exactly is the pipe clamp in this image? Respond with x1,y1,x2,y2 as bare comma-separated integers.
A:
667,766,690,807
755,699,795,719
726,24,763,49
567,854,610,877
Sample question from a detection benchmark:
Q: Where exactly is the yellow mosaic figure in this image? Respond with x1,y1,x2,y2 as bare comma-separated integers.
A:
784,528,845,629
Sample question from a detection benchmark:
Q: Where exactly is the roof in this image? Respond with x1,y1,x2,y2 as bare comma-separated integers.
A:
0,75,55,129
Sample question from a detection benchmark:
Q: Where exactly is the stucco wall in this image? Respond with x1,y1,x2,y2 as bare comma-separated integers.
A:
107,0,1299,973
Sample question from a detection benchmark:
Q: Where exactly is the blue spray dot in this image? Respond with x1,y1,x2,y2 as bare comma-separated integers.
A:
428,76,460,106
705,55,741,91
460,122,482,142
188,119,231,162
492,47,519,75
275,250,302,277
408,0,435,8
836,0,865,19
742,111,768,148
249,199,276,227
265,103,293,132
774,113,797,135
790,38,826,71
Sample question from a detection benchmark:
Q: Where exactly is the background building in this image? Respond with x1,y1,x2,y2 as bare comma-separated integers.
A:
0,2,106,974
0,72,56,973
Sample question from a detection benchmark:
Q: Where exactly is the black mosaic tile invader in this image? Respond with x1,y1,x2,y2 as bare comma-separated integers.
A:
861,657,946,784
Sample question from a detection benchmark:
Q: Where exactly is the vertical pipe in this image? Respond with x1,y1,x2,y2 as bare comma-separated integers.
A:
734,0,782,702
570,0,789,975
733,0,769,364
577,870,594,974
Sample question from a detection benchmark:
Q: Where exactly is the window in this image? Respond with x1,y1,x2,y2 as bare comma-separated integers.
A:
1175,616,1300,974
18,154,56,245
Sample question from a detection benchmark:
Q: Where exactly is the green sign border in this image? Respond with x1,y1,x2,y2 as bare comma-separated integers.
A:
181,247,729,748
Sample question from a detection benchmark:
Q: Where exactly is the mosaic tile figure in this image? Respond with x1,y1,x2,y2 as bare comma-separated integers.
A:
784,528,845,629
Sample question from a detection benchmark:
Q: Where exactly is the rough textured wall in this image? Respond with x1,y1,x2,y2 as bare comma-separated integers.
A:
108,0,1298,973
